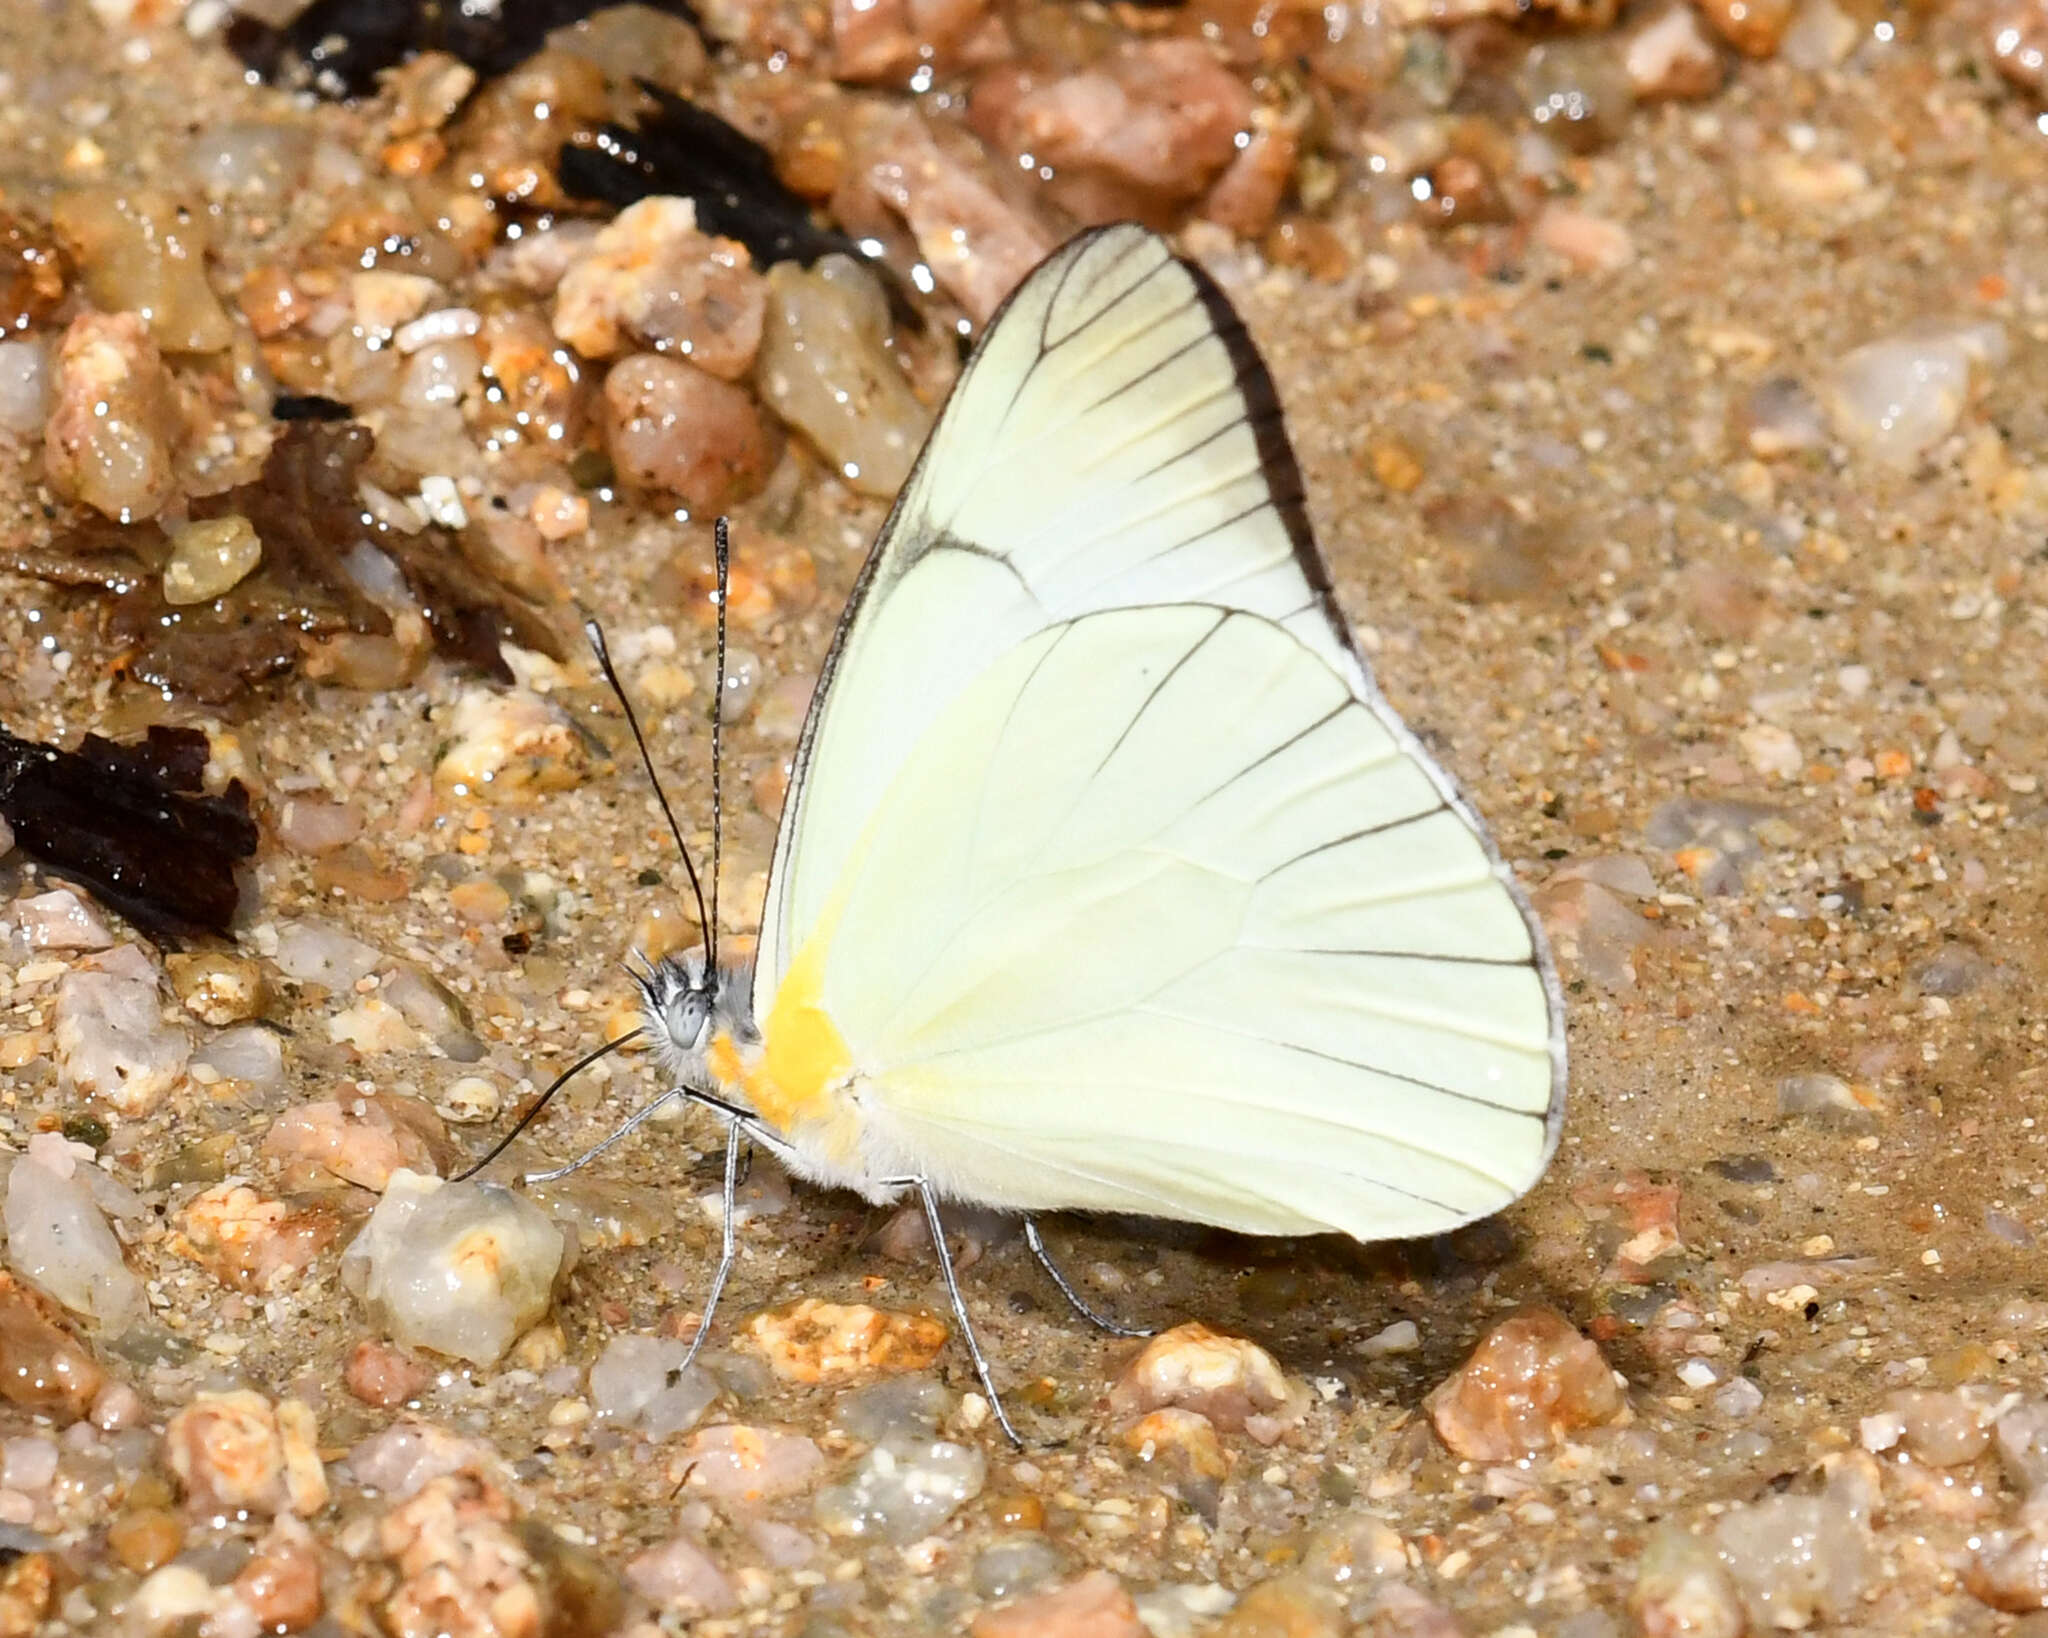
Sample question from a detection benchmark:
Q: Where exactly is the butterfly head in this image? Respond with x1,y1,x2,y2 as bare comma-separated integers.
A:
634,949,757,1089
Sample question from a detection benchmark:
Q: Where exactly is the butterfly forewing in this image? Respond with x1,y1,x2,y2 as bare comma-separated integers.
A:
754,222,1565,1240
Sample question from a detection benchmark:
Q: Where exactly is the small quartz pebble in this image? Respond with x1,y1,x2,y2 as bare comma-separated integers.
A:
677,1424,826,1503
53,946,190,1117
1695,0,1794,54
1777,1072,1878,1130
230,1516,324,1634
164,1389,329,1517
1885,1386,2008,1466
271,918,385,990
344,1339,433,1409
1711,1476,1873,1629
1997,1401,2048,1492
552,196,766,376
1631,1528,1745,1638
1823,322,2008,467
261,1094,451,1191
626,1532,735,1615
434,687,594,798
972,1569,1147,1638
1425,1306,1625,1461
588,1333,718,1438
603,351,778,510
1624,5,1723,97
346,1418,502,1499
1533,205,1635,274
162,515,262,605
1124,1408,1229,1481
4,1134,144,1332
42,309,183,522
1109,1323,1309,1445
341,1169,569,1367
1211,1574,1346,1637
274,796,363,855
813,1434,986,1543
743,1297,948,1384
191,1025,285,1094
164,951,264,1026
0,1272,106,1420
365,1471,543,1636
13,888,112,951
755,255,928,498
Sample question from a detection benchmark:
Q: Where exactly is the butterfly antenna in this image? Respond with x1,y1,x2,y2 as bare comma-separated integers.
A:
451,1028,644,1182
709,517,731,953
584,617,715,978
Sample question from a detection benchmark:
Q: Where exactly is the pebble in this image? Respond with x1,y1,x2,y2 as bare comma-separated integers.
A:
1694,0,1794,54
1532,875,1653,992
274,796,363,856
230,1516,324,1633
552,197,765,376
1991,0,2048,95
756,255,928,498
1533,206,1636,274
1823,322,2008,467
271,917,384,990
1630,1525,1745,1638
676,1423,825,1503
261,1094,450,1190
50,186,234,354
434,687,595,798
1624,5,1725,97
1712,1377,1765,1419
162,515,262,606
170,1181,341,1293
831,0,992,80
1884,1386,2007,1465
1210,1574,1346,1637
1711,1480,1872,1629
625,1532,735,1614
0,209,66,333
344,1339,433,1409
346,1419,501,1498
1425,1306,1625,1462
1111,1322,1309,1445
163,1389,329,1517
107,1506,185,1573
588,1333,719,1438
814,1434,986,1543
1521,41,1633,152
1739,722,1801,779
974,1535,1063,1600
4,1135,143,1333
367,1471,545,1638
1359,1319,1421,1358
1134,1583,1238,1638
1998,1402,2048,1493
0,1273,105,1420
0,339,49,438
1124,1408,1229,1484
378,963,484,1060
989,41,1253,203
743,1298,949,1384
832,1375,952,1442
1776,1072,1879,1130
1738,375,1828,459
43,309,183,521
53,944,190,1117
1969,1519,2048,1612
130,1564,215,1631
190,1024,284,1094
603,352,777,510
12,888,111,952
861,113,1051,325
972,1569,1147,1638
340,1169,568,1367
164,951,265,1027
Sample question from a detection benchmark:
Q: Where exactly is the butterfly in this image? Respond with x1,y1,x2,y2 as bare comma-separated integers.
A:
547,222,1564,1442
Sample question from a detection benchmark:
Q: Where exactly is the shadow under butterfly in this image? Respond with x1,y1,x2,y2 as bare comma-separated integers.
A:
459,223,1568,1445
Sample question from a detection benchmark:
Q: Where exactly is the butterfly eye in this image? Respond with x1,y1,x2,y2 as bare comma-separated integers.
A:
666,988,713,1053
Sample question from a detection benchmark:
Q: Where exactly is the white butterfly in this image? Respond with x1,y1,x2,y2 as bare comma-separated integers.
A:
615,223,1564,1439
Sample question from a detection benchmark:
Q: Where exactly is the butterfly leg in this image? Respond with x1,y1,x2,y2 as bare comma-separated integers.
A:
1023,1219,1153,1339
681,1117,746,1370
889,1176,1026,1448
520,1086,687,1184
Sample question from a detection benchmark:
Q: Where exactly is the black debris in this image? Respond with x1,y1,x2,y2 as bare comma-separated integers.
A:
270,393,355,423
0,723,258,945
228,0,698,100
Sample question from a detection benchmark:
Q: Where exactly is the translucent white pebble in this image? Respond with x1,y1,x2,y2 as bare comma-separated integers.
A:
341,1170,569,1366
